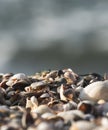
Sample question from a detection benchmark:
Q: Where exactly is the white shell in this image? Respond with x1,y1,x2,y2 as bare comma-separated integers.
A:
11,73,27,80
79,80,108,102
30,96,38,106
6,73,28,86
0,105,10,112
41,112,55,119
101,117,108,127
31,105,52,114
36,122,53,130
70,121,96,130
58,110,84,123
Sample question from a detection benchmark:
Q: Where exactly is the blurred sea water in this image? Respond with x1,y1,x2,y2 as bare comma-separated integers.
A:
0,0,108,74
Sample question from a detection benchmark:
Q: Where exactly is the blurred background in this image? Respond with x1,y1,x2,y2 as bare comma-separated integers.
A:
0,0,108,75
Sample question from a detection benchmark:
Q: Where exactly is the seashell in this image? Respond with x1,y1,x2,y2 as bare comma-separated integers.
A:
0,105,10,113
0,87,6,104
55,77,67,85
9,93,21,105
77,78,88,88
0,106,10,119
95,102,108,116
58,110,84,123
45,70,57,79
75,86,83,93
59,84,67,101
0,87,6,95
40,93,50,98
6,74,30,90
5,87,14,94
63,68,78,84
6,79,13,87
26,96,38,111
89,73,103,81
7,90,15,98
25,86,32,92
47,116,64,129
31,80,48,90
97,99,106,104
63,101,77,111
1,125,20,130
79,80,108,102
26,98,33,109
54,119,64,129
3,73,13,79
57,86,61,93
12,80,30,90
5,100,11,105
49,102,64,114
77,100,94,114
5,118,22,129
41,70,50,77
30,96,38,107
101,117,108,127
41,112,55,119
36,122,54,130
27,126,38,130
93,126,108,130
69,121,96,130
104,73,108,80
21,109,34,128
0,80,9,89
48,100,59,107
80,73,103,84
11,73,27,80
75,86,83,99
31,105,52,114
59,84,76,102
10,111,22,119
47,77,54,82
64,89,75,101
84,114,94,121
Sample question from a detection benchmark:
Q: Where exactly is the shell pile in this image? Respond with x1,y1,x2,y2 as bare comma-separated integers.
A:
0,69,108,130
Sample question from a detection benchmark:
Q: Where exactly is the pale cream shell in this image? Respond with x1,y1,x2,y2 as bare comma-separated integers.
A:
79,80,108,102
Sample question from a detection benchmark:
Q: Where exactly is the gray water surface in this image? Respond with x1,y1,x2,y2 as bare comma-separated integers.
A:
0,0,108,74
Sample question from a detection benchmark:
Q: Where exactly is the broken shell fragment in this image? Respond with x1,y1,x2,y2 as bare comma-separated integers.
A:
26,96,38,111
60,84,68,101
30,96,38,107
60,84,76,102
